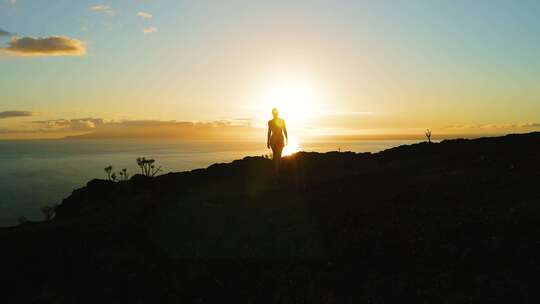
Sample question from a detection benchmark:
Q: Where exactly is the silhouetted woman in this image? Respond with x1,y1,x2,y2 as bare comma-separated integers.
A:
267,108,288,170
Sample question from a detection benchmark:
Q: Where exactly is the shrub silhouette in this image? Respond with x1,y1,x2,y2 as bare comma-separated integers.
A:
118,168,129,181
104,166,130,182
136,157,162,177
41,204,58,221
104,165,113,180
17,216,29,225
425,129,432,143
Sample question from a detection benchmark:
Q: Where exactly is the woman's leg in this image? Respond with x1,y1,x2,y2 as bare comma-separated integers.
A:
272,145,283,170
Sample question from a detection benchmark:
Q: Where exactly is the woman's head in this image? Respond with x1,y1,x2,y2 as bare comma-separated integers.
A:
272,108,279,118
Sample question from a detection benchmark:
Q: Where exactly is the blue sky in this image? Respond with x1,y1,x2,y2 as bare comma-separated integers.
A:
1,0,540,137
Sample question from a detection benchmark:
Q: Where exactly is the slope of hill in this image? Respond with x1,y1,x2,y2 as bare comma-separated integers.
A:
2,132,540,303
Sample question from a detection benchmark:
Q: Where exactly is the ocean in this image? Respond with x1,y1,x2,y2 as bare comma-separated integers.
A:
0,138,419,226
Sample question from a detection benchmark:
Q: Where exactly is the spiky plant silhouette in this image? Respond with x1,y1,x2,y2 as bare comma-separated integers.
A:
41,204,58,221
118,168,129,181
104,165,113,180
425,129,432,143
17,216,29,225
136,157,162,177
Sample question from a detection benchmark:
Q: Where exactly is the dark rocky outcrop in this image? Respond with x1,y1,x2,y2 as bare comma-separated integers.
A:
2,132,540,303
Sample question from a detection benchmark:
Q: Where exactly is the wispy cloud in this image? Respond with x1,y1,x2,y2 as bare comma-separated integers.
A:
0,111,33,119
137,11,153,19
8,0,16,5
0,28,13,37
90,4,116,16
31,118,104,131
325,111,374,117
1,36,86,57
519,123,540,128
23,118,259,139
442,123,540,132
143,27,158,34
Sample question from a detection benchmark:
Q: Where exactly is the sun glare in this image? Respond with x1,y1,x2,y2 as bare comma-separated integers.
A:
257,72,324,126
255,71,326,156
282,137,301,156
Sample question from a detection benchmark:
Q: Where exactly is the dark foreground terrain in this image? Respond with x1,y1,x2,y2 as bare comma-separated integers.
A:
2,133,540,303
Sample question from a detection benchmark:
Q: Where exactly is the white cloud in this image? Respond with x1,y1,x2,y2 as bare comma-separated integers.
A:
90,4,116,16
137,11,153,19
143,27,158,34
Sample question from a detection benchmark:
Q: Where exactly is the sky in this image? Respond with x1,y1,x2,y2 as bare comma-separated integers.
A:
1,0,540,139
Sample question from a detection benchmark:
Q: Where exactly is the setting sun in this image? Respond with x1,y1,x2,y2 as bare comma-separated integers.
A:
282,137,301,156
256,72,325,126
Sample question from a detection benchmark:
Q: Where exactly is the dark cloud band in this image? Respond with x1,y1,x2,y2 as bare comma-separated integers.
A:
0,111,33,119
23,118,259,139
0,28,13,37
2,35,86,56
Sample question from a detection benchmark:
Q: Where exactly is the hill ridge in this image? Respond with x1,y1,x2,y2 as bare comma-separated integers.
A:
2,132,540,303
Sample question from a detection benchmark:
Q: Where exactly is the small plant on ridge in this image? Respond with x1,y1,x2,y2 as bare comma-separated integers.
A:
136,157,162,177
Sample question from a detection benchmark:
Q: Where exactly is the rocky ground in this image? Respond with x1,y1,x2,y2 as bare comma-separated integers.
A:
2,132,540,303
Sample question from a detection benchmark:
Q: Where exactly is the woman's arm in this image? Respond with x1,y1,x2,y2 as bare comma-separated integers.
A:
267,122,271,149
283,120,288,146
